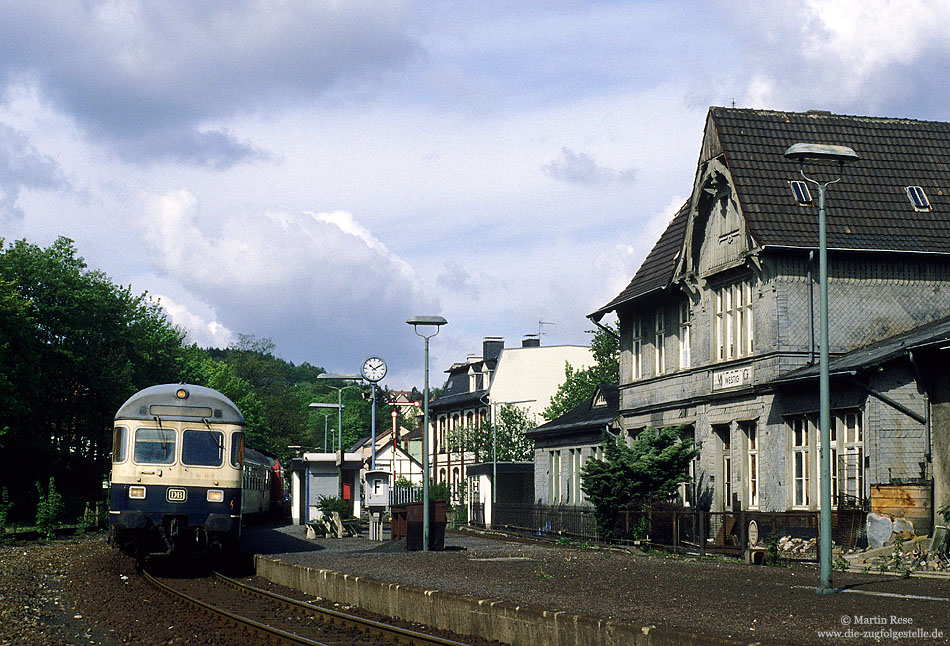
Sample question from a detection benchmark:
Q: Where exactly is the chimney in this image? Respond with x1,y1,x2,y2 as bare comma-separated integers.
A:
522,334,540,348
483,337,504,362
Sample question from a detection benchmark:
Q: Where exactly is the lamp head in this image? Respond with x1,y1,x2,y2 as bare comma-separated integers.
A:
406,315,448,327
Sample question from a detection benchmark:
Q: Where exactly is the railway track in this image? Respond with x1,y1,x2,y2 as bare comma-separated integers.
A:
143,569,475,646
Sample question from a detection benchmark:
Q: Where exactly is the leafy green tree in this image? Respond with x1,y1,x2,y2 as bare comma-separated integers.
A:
0,237,191,519
581,427,696,539
543,324,619,421
448,404,535,463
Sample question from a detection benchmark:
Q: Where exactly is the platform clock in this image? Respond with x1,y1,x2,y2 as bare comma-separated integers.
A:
361,356,387,383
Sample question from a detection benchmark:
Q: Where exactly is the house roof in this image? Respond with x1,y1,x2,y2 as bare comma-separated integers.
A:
591,202,689,319
711,107,950,253
593,106,950,318
771,313,950,384
526,384,619,439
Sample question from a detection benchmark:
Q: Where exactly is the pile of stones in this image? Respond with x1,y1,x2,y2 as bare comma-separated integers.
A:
776,536,817,555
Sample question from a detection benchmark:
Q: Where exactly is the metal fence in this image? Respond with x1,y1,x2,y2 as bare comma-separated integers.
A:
487,503,866,561
390,484,423,506
492,503,597,540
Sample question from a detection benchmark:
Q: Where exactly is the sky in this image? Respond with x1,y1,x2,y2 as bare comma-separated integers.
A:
4,0,950,388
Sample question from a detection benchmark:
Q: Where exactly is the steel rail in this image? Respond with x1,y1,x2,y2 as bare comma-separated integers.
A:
142,570,331,646
212,571,474,646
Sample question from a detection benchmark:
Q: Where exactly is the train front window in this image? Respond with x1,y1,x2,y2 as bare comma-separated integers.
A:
112,426,129,463
182,430,224,467
133,427,176,464
230,432,244,468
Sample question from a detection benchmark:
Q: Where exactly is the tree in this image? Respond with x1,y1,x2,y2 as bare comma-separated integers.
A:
581,426,696,539
543,324,619,421
0,237,192,519
448,404,536,463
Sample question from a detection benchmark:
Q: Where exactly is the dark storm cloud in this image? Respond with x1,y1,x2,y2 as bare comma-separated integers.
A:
0,123,68,220
0,1,420,168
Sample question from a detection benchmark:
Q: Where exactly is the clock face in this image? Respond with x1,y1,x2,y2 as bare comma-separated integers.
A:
361,356,387,382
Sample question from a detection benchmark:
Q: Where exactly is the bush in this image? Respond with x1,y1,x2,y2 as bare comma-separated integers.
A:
316,495,350,518
427,482,451,500
581,427,696,539
0,488,11,543
35,478,64,542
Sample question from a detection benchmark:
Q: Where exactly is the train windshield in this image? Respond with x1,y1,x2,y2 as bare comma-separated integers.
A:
133,427,176,464
182,430,224,467
112,426,129,463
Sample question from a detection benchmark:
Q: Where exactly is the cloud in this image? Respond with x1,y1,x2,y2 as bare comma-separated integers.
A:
436,261,480,298
0,122,68,220
542,147,637,186
152,292,235,349
0,1,420,167
720,0,950,116
141,189,437,368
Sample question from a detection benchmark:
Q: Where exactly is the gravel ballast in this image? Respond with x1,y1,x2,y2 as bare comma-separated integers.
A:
3,524,950,645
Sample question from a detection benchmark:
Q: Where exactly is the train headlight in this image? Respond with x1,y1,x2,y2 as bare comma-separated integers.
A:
206,489,224,503
129,486,146,500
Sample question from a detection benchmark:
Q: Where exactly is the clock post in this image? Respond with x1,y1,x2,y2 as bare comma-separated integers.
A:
361,356,387,470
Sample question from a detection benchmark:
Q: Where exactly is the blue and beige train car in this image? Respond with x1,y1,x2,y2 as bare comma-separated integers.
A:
109,384,254,559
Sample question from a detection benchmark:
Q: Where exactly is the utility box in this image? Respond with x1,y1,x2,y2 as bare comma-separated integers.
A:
365,470,391,509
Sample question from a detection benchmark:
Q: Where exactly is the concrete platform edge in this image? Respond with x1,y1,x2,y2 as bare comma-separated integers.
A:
254,555,750,646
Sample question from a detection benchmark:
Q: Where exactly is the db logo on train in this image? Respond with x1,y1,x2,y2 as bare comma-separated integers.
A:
166,488,187,503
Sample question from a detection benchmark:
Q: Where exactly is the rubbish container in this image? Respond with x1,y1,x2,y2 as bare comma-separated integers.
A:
390,500,447,551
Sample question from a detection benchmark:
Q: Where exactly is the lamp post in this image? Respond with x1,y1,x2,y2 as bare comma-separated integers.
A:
308,407,334,451
785,142,858,594
315,374,364,499
482,397,535,504
407,315,447,552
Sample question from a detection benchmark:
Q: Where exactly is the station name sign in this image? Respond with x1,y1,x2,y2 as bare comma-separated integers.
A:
712,364,753,391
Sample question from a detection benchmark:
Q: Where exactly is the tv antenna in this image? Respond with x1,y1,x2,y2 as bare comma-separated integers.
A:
539,320,554,339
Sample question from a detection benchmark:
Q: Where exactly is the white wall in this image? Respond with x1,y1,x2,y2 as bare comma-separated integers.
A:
488,345,595,421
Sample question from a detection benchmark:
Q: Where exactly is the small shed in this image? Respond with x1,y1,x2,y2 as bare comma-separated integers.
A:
288,452,365,524
466,462,534,528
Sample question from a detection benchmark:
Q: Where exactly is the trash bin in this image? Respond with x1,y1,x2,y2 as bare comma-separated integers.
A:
390,500,447,551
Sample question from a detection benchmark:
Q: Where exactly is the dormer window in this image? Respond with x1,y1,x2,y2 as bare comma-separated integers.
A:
789,180,813,206
906,185,932,212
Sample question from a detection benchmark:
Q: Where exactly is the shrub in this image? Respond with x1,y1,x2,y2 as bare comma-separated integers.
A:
35,478,64,542
316,495,350,518
0,488,11,543
427,482,451,500
581,427,696,539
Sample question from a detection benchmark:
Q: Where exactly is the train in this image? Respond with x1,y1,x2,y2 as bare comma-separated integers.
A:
108,383,283,560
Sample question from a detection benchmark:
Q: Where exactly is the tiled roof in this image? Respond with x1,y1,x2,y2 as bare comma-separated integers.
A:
591,202,689,319
772,314,950,384
712,107,950,253
594,107,950,317
526,384,619,438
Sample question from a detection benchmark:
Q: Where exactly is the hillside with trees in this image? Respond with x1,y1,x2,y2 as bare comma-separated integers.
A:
0,236,404,524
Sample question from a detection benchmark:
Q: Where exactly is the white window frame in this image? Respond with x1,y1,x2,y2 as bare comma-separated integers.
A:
791,417,810,508
840,412,864,504
679,301,691,369
654,310,666,374
632,319,643,379
742,422,759,509
715,280,754,362
549,450,562,505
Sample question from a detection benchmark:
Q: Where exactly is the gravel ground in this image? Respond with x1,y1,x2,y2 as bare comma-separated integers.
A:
246,523,950,645
2,525,950,645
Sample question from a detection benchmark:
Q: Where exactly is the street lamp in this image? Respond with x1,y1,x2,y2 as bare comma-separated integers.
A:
482,397,535,504
316,374,364,498
785,142,858,595
308,404,338,452
407,315,447,552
